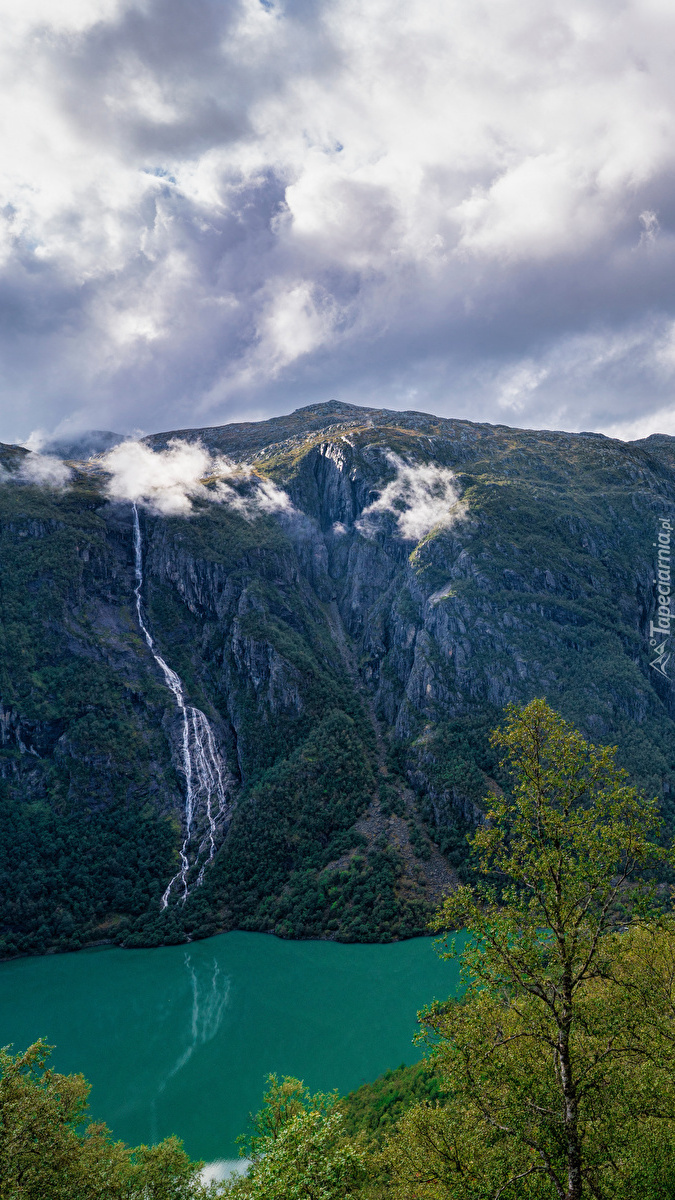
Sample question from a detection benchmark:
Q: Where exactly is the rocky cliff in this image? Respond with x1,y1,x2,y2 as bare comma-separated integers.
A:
1,401,674,956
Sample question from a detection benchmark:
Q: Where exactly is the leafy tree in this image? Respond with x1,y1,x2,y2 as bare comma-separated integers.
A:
0,1040,218,1199
237,1074,316,1155
226,1074,368,1200
385,699,675,1200
340,1062,447,1148
235,1107,367,1200
129,1137,212,1200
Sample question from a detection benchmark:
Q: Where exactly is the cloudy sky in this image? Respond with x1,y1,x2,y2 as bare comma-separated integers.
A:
2,0,675,445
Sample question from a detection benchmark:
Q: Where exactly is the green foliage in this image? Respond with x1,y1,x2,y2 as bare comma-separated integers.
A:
0,482,179,958
0,779,175,957
385,700,675,1200
401,716,504,880
237,1074,319,1157
378,779,405,818
156,502,287,569
340,1062,446,1147
218,707,373,888
224,1075,368,1200
222,836,430,943
201,709,428,941
0,1040,217,1199
414,717,500,807
407,821,431,860
233,1107,368,1200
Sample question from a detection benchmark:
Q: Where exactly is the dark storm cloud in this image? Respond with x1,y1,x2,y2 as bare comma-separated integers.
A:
2,0,675,444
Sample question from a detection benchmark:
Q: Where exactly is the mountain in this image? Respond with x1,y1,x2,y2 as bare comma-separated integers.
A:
1,401,674,957
40,430,125,460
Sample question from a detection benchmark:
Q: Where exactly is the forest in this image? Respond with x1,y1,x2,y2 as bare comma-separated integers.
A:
5,700,675,1200
4,407,675,960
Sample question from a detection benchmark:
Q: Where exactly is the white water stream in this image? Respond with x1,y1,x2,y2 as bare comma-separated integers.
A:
132,504,232,906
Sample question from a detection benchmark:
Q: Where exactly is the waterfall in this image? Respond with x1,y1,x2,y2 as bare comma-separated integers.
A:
132,503,232,907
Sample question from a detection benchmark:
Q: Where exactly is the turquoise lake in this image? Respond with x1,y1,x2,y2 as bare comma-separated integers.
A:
0,932,463,1162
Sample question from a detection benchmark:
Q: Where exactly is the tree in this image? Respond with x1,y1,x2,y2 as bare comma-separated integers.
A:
237,1074,313,1154
0,1040,218,1199
225,1074,368,1200
385,699,675,1200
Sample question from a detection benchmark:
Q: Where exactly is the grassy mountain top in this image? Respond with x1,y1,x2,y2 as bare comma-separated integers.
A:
1,403,675,957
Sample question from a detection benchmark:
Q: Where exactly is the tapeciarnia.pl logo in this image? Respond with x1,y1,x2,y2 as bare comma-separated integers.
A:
650,517,673,678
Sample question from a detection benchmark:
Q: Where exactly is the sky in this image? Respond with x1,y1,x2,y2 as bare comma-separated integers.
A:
2,0,675,445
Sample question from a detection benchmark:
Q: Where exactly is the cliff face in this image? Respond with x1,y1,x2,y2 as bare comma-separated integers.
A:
1,401,674,955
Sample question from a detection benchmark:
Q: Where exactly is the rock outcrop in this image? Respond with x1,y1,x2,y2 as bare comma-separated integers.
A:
1,401,674,955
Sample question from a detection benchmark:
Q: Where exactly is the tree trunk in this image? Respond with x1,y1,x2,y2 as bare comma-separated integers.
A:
559,1018,582,1200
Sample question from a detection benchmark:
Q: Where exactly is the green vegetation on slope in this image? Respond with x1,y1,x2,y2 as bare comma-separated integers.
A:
0,480,178,959
225,702,675,1199
4,404,675,957
8,703,675,1199
0,476,423,954
0,780,175,957
197,709,429,944
401,450,675,816
383,700,675,1200
340,1062,446,1147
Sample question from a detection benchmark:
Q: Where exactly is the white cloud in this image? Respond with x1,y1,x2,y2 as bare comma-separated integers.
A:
1,0,675,439
259,281,341,372
23,430,48,453
17,454,73,488
639,210,660,246
602,407,675,442
102,439,213,513
250,475,295,517
355,452,463,542
3,0,129,39
496,361,550,414
100,438,294,517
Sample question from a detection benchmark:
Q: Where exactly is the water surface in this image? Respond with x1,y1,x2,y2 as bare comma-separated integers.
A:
0,931,462,1160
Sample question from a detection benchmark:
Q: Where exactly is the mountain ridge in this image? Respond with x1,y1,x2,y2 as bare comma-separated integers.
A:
1,402,674,957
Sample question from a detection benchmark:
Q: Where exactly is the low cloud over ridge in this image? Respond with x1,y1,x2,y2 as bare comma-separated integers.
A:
356,453,463,541
101,440,294,517
2,0,675,442
4,438,466,551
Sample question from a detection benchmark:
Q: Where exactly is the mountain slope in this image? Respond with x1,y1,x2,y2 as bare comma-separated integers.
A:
1,402,674,956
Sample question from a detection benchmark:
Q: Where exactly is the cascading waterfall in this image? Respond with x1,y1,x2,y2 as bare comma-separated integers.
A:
132,503,232,907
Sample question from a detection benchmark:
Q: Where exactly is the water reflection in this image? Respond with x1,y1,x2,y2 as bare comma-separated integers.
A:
165,955,231,1082
0,930,460,1160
